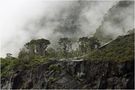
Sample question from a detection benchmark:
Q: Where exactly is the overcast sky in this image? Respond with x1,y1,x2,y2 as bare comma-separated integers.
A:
0,0,70,57
0,0,134,57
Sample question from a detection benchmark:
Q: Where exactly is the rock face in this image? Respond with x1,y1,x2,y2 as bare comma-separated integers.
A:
1,59,134,89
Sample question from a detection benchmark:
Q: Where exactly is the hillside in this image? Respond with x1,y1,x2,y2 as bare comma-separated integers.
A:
94,1,134,43
86,33,134,62
1,33,134,89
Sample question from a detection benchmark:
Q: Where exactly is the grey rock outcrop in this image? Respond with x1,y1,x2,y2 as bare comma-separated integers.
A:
1,59,134,89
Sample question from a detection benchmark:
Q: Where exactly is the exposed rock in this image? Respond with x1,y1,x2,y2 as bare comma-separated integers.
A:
1,59,134,89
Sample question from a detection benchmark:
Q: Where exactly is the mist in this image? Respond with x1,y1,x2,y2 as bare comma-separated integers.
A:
95,0,134,41
0,0,134,57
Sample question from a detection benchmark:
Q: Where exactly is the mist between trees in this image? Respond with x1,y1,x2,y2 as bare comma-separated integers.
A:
17,36,100,60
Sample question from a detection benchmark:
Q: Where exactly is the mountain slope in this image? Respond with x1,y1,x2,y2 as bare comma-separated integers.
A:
94,1,134,43
86,32,134,62
1,32,134,89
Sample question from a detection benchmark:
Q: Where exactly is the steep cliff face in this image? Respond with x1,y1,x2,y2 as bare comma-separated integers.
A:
1,59,134,89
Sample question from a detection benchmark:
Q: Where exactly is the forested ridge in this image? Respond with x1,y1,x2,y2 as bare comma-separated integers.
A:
0,30,134,89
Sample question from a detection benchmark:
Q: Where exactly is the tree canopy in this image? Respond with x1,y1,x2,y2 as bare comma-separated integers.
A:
58,37,72,57
24,38,50,56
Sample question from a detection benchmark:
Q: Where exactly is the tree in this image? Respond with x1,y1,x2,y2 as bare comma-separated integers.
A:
25,41,36,56
24,38,50,56
78,37,89,54
88,37,100,50
36,39,50,56
78,37,100,54
58,37,72,57
18,48,30,62
47,48,56,58
6,53,12,58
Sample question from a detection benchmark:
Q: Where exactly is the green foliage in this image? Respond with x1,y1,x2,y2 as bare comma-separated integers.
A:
25,38,51,56
1,55,49,78
89,37,100,50
58,37,72,57
1,31,133,79
86,33,134,62
0,57,18,78
78,36,100,54
0,38,51,77
47,48,57,58
17,55,49,70
79,37,89,54
18,48,30,62
26,39,50,46
49,64,61,72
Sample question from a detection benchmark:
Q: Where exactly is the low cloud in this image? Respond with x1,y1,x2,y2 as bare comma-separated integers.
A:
0,0,134,57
